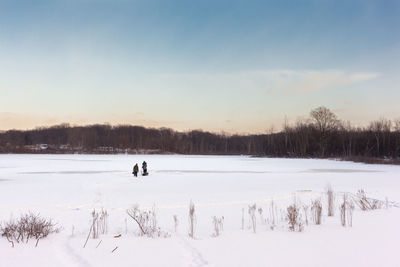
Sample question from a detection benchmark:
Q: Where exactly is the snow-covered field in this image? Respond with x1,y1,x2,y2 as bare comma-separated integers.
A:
0,154,399,267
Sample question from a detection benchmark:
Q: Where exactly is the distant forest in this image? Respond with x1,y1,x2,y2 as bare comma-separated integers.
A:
1,107,400,162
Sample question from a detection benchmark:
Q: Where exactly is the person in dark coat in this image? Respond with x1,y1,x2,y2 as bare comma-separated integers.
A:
142,161,148,176
133,163,139,177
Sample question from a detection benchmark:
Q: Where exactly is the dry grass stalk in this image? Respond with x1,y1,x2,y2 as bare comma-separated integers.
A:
258,207,265,225
327,185,335,216
211,216,224,237
269,200,277,230
303,205,309,226
311,199,322,225
248,204,257,233
241,208,244,230
188,201,196,238
173,215,179,233
340,194,355,227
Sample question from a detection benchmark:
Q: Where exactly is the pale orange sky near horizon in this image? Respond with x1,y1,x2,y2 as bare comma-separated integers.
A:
1,69,399,134
1,101,397,134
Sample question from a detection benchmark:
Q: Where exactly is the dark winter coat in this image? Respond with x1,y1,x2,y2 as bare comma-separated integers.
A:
133,164,139,173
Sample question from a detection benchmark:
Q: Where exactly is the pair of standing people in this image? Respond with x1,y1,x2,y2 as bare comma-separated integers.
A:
133,161,148,177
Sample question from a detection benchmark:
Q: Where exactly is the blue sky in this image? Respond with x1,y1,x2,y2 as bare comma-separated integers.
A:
0,0,399,133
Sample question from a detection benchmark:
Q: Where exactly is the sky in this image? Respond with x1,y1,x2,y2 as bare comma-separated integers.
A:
0,0,399,133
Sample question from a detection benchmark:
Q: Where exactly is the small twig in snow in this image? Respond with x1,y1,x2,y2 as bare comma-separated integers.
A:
96,240,102,248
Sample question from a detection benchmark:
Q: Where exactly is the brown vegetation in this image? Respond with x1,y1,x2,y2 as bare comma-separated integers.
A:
286,202,303,232
0,212,59,247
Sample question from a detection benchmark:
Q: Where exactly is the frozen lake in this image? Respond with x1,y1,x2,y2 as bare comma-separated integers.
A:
0,154,398,213
0,154,399,267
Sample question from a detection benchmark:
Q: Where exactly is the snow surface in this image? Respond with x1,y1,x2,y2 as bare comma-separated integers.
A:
0,154,399,267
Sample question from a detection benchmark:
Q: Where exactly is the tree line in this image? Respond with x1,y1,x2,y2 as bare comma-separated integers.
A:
1,107,399,161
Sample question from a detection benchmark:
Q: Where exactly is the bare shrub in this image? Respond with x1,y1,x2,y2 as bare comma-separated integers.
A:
126,205,169,238
248,204,257,233
188,201,196,238
286,203,303,232
355,189,382,211
311,199,322,225
211,216,224,237
356,189,369,210
327,185,335,216
1,212,59,247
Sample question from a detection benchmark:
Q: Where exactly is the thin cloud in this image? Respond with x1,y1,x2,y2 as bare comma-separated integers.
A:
282,71,380,92
149,70,380,93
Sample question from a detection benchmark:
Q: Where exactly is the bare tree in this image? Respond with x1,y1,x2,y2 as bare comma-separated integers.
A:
394,119,400,132
369,118,391,157
310,106,339,134
310,106,339,157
